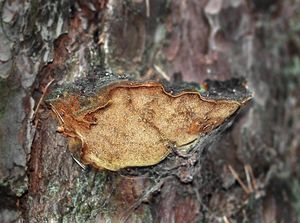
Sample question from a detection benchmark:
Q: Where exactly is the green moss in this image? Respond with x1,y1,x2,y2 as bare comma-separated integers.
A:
47,182,60,196
141,205,153,223
87,45,105,73
0,78,9,120
14,181,28,197
284,56,300,77
32,170,113,222
61,171,113,223
0,179,9,187
292,178,300,216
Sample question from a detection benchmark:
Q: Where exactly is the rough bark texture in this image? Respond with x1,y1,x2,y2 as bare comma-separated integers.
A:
0,0,300,222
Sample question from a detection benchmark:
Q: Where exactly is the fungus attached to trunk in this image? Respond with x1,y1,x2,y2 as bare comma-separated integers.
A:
47,77,251,171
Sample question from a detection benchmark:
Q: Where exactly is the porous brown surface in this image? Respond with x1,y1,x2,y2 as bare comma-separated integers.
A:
50,82,242,170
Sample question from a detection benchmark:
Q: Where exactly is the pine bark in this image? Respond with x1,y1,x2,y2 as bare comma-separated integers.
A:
0,0,299,222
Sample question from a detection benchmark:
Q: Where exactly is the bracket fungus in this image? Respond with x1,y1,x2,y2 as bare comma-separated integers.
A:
47,76,251,171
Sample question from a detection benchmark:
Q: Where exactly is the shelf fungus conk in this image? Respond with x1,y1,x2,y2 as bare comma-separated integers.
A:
48,78,251,171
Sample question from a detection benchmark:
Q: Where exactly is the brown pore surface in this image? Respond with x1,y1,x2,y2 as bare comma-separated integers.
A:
50,82,241,171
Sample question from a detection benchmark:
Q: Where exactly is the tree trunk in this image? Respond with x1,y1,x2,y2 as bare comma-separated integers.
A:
0,0,299,222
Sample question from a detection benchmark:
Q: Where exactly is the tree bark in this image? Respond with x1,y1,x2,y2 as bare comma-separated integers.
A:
0,0,299,222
